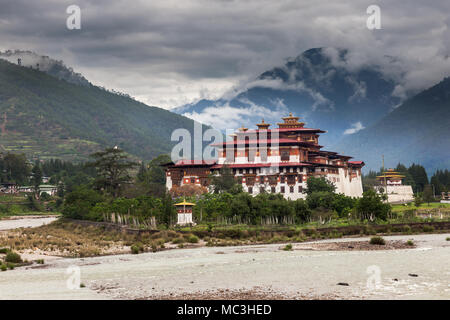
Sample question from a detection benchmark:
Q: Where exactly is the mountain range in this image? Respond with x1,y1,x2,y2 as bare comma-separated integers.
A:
175,48,449,174
0,57,201,162
175,48,404,147
335,77,450,174
0,48,448,174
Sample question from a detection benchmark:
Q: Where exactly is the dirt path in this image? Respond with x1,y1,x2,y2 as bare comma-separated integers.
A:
0,233,449,300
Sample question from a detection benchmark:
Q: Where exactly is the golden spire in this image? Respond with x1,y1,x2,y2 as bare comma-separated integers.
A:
256,118,270,130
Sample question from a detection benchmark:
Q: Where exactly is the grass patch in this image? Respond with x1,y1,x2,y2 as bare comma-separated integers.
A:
5,251,22,263
282,244,293,251
369,236,386,245
187,235,199,244
130,243,144,254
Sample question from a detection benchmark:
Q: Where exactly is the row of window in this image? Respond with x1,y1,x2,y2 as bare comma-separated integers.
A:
232,167,306,175
247,185,303,194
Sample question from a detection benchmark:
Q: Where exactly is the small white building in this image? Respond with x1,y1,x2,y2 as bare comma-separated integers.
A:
375,169,414,203
174,200,195,225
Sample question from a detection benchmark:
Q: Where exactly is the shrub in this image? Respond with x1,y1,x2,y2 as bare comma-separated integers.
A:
282,244,293,251
35,259,45,264
0,264,6,271
6,263,15,270
131,243,144,254
402,225,412,233
187,235,199,243
5,252,22,263
422,225,434,233
172,237,185,244
446,237,450,241
369,236,386,245
406,240,414,246
0,248,9,254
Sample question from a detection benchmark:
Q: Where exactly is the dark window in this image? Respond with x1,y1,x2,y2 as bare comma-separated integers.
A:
290,186,294,193
280,176,285,183
260,187,265,194
268,175,277,185
248,187,253,194
281,149,290,161
298,185,303,193
271,186,276,193
281,186,285,193
287,175,295,185
239,169,243,174
190,178,195,184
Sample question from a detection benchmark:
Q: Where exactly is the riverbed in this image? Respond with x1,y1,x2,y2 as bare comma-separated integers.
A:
0,216,59,231
0,232,449,300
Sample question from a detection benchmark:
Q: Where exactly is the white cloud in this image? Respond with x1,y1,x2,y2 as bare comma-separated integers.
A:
344,121,365,135
182,100,288,130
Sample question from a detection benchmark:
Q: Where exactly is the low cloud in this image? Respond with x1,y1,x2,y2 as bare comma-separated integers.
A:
182,100,288,130
344,121,365,135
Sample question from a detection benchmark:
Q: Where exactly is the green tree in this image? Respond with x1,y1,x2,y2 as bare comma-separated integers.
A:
306,191,335,210
408,163,428,193
87,147,137,197
136,154,171,197
305,177,336,195
160,192,176,226
209,164,237,194
356,189,391,221
293,198,311,223
332,194,357,218
414,194,422,207
31,161,43,197
0,153,30,185
422,184,434,205
62,186,104,220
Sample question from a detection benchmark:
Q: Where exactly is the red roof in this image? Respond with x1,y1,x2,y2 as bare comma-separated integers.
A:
173,160,216,166
213,138,299,146
211,162,311,169
243,128,326,133
348,161,365,166
212,139,320,147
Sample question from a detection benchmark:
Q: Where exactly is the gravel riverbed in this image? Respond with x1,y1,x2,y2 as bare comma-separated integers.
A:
0,227,449,300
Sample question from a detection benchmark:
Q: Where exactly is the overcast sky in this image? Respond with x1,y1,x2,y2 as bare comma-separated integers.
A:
0,0,449,109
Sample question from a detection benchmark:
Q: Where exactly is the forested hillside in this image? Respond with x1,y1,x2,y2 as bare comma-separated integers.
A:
0,59,201,161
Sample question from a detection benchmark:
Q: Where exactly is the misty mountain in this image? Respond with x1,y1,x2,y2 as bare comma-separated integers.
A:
335,77,450,174
175,48,403,147
0,50,91,87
